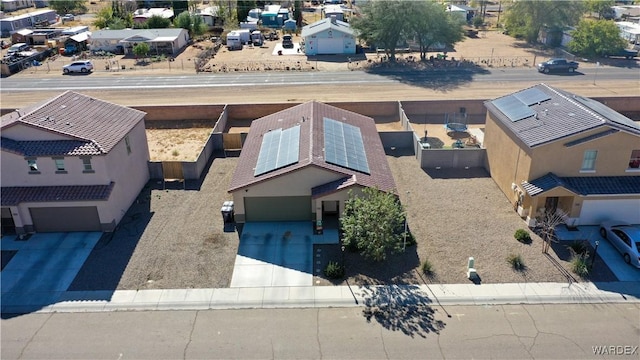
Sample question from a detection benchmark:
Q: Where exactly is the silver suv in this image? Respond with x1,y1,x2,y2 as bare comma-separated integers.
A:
62,60,94,74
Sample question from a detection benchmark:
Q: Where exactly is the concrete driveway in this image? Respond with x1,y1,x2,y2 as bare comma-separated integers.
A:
556,226,640,281
230,222,338,287
1,232,101,306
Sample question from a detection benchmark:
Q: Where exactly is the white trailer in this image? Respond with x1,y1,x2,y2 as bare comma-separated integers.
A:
226,31,243,50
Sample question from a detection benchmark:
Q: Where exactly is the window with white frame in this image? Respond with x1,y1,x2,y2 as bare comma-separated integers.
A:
54,158,65,172
81,157,94,172
125,135,132,155
581,150,597,171
27,158,39,172
628,150,640,169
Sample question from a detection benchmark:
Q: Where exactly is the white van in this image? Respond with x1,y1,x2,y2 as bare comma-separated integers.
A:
7,43,29,55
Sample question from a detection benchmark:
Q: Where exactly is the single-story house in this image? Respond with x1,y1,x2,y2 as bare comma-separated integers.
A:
90,28,190,55
228,101,396,226
132,7,174,25
1,91,150,234
195,6,222,29
301,17,356,55
483,83,640,226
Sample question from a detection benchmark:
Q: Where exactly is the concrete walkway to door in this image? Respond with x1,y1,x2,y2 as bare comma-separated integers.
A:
230,222,339,288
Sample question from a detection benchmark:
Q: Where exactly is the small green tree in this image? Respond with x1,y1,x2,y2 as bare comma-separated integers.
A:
49,0,88,15
340,187,405,262
174,11,207,37
133,42,150,60
145,15,172,29
503,0,584,43
407,1,465,61
568,19,628,58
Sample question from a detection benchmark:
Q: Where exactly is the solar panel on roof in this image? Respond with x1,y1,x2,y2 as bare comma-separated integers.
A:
492,95,536,122
324,118,370,174
254,125,300,176
514,88,552,106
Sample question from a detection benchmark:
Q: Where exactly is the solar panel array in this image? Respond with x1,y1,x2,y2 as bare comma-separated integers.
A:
492,95,536,122
254,125,300,176
514,88,551,106
324,117,370,174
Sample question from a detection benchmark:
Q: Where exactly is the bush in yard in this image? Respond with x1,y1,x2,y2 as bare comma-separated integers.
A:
420,258,434,276
324,261,345,279
507,253,526,271
571,253,589,278
567,240,588,257
514,229,532,244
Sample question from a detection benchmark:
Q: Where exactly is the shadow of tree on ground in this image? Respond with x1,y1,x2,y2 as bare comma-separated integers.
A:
359,284,446,338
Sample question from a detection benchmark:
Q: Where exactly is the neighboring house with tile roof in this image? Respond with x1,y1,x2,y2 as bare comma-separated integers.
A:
1,91,150,234
89,28,189,55
483,83,640,226
228,101,396,225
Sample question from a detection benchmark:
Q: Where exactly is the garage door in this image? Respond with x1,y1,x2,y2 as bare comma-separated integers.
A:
29,207,101,232
245,196,312,222
317,38,344,54
579,199,640,225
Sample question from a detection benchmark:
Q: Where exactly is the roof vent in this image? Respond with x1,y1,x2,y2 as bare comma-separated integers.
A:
568,113,575,117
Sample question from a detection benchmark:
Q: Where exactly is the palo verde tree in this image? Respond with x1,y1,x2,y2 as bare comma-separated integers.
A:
350,0,415,62
49,0,88,15
503,0,584,43
407,1,465,61
568,19,627,59
340,187,405,262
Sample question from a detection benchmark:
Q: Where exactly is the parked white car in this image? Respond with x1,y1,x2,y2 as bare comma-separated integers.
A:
600,221,640,268
62,60,94,74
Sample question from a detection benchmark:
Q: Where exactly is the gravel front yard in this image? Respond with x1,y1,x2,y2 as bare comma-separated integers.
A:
71,146,614,291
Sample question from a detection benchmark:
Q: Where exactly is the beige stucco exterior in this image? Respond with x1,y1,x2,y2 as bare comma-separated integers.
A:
1,121,150,233
484,111,640,226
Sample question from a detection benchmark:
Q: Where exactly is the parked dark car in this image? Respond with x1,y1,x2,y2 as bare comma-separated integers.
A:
537,58,579,73
602,48,638,59
282,34,294,49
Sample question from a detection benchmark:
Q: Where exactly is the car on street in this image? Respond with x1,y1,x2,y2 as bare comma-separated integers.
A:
537,58,579,73
62,60,94,74
600,221,640,268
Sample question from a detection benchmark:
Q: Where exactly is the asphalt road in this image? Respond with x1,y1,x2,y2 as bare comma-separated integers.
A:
1,67,638,108
2,304,639,359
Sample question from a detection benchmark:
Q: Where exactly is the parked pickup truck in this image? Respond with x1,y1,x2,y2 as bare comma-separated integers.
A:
602,48,638,59
537,58,579,73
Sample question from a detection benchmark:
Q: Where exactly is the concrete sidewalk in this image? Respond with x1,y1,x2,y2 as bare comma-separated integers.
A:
2,281,639,314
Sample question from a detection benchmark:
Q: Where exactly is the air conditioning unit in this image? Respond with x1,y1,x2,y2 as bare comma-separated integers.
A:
511,183,517,191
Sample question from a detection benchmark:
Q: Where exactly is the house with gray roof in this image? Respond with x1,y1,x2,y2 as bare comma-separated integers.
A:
483,83,640,226
1,91,150,234
301,17,355,55
89,28,189,55
228,101,396,227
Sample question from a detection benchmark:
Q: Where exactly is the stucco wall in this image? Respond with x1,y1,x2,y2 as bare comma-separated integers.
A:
134,104,225,122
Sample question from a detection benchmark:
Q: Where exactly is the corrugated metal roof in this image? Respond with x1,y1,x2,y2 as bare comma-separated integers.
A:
228,101,396,194
1,182,114,206
0,91,146,154
484,83,640,148
522,172,640,196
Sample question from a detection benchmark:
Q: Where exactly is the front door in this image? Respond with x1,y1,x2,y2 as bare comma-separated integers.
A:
545,197,559,214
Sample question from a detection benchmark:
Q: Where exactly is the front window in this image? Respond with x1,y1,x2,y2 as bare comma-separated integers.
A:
82,157,93,172
581,150,597,171
628,150,640,169
27,159,39,172
54,158,65,171
125,136,132,155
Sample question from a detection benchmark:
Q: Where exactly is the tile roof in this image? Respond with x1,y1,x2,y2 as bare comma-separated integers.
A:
0,91,145,154
228,101,397,194
311,176,357,198
1,137,102,156
1,182,115,206
522,172,640,196
484,83,640,148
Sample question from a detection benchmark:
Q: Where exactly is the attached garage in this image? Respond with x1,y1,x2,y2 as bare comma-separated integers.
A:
244,196,312,222
579,199,640,225
317,38,344,54
29,206,101,232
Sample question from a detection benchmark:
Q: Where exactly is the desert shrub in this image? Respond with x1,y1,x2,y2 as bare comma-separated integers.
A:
324,261,345,279
507,253,526,271
567,240,588,257
571,254,589,278
421,258,434,275
514,229,532,244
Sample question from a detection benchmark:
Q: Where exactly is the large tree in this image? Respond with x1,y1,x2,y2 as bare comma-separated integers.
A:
408,1,465,60
49,0,88,15
568,19,628,59
503,0,584,43
350,0,415,61
586,0,615,19
174,11,207,37
340,188,405,262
